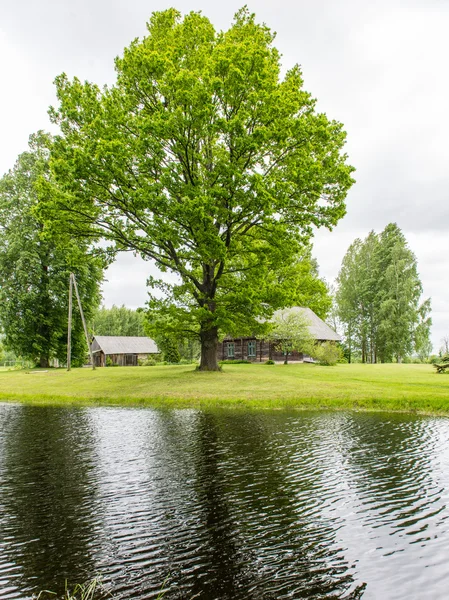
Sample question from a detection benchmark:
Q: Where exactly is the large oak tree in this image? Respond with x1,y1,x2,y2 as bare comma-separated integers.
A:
41,8,354,370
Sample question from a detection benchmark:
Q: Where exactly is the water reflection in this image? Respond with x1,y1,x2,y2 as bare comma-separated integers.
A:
336,414,449,598
0,405,99,598
186,412,364,599
0,405,449,599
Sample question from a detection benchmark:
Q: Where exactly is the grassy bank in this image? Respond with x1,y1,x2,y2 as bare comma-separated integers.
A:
0,363,448,415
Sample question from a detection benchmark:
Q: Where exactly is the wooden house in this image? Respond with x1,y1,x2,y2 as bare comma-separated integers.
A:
91,336,159,367
217,307,340,363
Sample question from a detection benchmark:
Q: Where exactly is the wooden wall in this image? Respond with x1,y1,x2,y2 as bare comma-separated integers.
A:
218,338,304,363
94,353,151,366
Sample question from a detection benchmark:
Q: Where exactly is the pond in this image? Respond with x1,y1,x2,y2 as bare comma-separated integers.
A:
0,404,448,599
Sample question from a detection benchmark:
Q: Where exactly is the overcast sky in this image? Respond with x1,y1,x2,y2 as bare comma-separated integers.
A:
1,0,448,350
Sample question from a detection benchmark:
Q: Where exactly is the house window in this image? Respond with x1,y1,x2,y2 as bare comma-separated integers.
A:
247,340,256,357
227,342,235,358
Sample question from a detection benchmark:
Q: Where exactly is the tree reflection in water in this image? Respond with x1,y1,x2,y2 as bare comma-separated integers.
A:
2,406,447,599
0,404,99,598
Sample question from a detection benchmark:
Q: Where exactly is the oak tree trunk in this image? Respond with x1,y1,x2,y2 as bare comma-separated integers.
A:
199,326,220,371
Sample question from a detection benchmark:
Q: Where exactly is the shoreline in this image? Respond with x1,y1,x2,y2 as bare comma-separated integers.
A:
0,362,448,416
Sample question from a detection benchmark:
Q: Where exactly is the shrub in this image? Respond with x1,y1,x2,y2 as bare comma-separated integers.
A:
138,357,157,366
265,359,275,365
219,359,252,364
435,354,449,366
312,342,343,366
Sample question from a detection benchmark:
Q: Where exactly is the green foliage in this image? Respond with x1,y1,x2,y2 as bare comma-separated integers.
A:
273,250,332,320
265,359,275,365
175,337,201,361
91,305,145,336
402,356,425,364
138,357,158,366
0,133,103,367
35,577,106,600
434,353,449,373
312,341,343,366
265,308,314,364
219,359,252,364
40,7,354,370
157,337,181,363
414,298,433,361
336,224,431,363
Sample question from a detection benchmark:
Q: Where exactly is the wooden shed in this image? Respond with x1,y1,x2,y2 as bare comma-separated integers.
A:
217,307,341,363
91,336,159,367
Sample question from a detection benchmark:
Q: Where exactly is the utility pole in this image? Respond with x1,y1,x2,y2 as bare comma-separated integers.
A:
71,273,95,369
67,274,73,371
67,273,95,370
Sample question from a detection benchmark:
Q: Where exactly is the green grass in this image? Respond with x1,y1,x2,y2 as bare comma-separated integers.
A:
0,363,448,415
35,578,106,600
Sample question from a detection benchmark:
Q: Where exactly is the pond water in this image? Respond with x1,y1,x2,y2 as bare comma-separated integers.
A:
0,404,449,599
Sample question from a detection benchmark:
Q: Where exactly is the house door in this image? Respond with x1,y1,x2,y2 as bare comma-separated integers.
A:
125,354,136,366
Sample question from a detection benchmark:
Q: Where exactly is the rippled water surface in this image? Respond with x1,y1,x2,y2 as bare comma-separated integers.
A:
1,405,449,599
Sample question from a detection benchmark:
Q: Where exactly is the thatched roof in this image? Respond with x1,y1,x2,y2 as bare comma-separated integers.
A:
91,336,159,354
273,307,341,342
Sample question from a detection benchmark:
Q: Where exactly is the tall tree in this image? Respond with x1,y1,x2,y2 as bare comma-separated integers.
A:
357,231,381,363
376,224,425,362
335,223,431,363
40,8,354,370
335,239,363,363
414,298,432,361
0,133,103,367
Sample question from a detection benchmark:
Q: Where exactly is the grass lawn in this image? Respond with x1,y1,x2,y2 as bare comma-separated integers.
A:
0,363,448,414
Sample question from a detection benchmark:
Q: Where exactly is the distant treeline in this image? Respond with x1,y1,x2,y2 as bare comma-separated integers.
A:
91,305,145,337
90,305,200,362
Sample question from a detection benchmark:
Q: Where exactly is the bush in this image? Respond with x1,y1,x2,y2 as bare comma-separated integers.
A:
105,356,119,367
138,357,157,366
219,359,252,364
265,359,275,365
312,342,343,366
